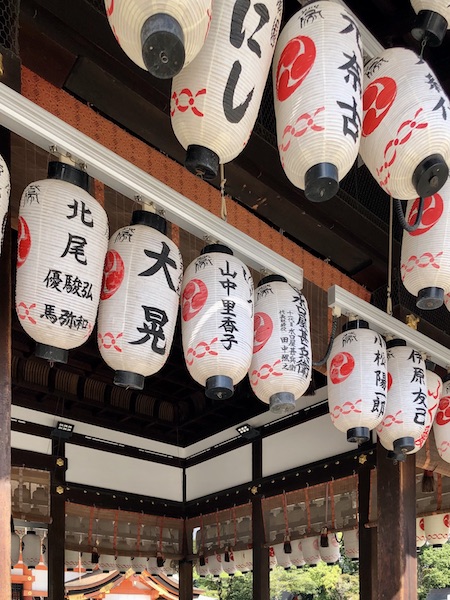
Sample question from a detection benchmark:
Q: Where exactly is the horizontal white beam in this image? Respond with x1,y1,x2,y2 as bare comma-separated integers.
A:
328,285,450,369
0,82,303,288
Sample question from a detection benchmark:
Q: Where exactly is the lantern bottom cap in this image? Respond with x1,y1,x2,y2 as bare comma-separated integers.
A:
305,162,339,203
412,10,448,47
114,370,145,390
270,391,296,414
417,286,444,310
185,145,219,180
412,153,448,198
387,450,406,463
393,436,415,453
347,427,370,444
141,13,185,79
35,343,68,364
205,375,234,400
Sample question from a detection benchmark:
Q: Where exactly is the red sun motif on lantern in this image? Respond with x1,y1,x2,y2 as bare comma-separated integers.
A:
17,216,31,268
436,395,450,426
276,36,316,102
407,194,444,237
329,352,355,384
101,249,125,300
444,514,450,528
419,518,425,531
362,77,397,137
182,279,208,321
387,372,393,391
253,312,273,354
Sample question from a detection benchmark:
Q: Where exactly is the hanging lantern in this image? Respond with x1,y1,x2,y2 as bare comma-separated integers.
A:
131,553,148,575
80,544,95,572
65,546,80,571
196,555,210,577
16,161,108,364
222,549,237,575
11,532,20,567
181,244,254,400
105,0,212,79
249,275,311,414
301,536,322,566
207,552,223,577
171,0,282,179
269,546,277,570
289,540,305,568
433,377,450,462
273,542,292,569
343,529,359,561
360,48,450,200
411,1,450,47
377,339,428,454
0,154,10,257
318,533,340,565
115,543,134,573
328,320,387,443
409,364,442,453
98,537,116,572
22,531,42,569
417,517,426,549
148,556,163,575
424,513,450,547
98,210,182,390
233,548,252,573
401,183,450,309
273,1,363,202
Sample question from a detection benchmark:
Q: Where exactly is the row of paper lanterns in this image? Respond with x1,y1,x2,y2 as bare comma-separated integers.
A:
416,513,450,549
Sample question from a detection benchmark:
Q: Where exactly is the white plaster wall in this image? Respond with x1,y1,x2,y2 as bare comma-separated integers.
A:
11,430,52,455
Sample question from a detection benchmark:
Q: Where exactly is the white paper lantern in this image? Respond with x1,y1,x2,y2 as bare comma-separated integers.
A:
249,275,311,414
360,48,450,200
22,531,41,569
181,244,254,399
171,0,282,179
328,320,387,443
131,554,148,574
65,548,80,571
273,1,362,202
196,556,210,577
273,542,292,569
11,532,20,567
433,378,450,462
401,183,450,310
222,550,237,575
424,513,450,547
233,548,252,573
163,559,178,576
115,542,134,573
0,154,10,257
105,0,212,78
417,517,426,549
377,339,428,454
289,539,305,568
411,1,450,46
409,367,442,454
97,211,182,390
98,537,116,572
269,546,277,570
147,556,163,575
318,534,340,565
80,545,95,572
206,552,223,577
343,529,359,560
16,162,108,364
301,536,322,566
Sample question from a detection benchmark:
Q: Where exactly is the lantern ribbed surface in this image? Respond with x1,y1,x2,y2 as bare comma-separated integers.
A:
233,548,252,573
327,322,387,442
197,557,210,577
412,0,450,19
401,182,450,307
360,48,450,200
11,532,20,566
408,368,442,454
416,517,426,549
289,540,305,567
273,1,363,201
22,532,42,569
318,534,340,564
97,214,182,390
273,542,292,568
377,341,428,453
301,536,321,566
0,154,10,256
424,513,450,546
181,247,254,397
250,278,311,413
411,0,450,46
105,0,212,75
171,0,282,174
433,379,450,462
15,176,108,355
343,529,359,560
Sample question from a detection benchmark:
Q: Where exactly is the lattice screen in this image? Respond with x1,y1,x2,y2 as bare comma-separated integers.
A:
11,467,50,523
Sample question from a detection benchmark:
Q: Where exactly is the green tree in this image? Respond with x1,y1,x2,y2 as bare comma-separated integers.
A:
418,544,450,600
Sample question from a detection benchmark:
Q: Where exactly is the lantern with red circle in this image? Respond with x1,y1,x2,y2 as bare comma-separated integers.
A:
319,533,340,565
411,1,450,47
273,1,363,202
104,0,212,79
196,556,210,577
327,320,387,444
360,48,450,200
181,244,254,400
289,540,305,568
222,549,237,575
301,536,322,566
433,377,450,462
401,182,450,310
249,275,311,414
207,552,223,577
0,154,10,257
424,513,450,547
343,529,359,560
15,162,108,364
416,517,426,549
377,339,428,454
171,0,282,180
97,211,182,390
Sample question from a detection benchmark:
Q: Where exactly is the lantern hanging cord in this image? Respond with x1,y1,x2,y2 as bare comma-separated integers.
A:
394,196,425,232
312,314,339,367
387,195,394,316
220,163,227,222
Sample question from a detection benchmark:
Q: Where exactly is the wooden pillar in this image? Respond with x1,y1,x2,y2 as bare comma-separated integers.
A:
358,463,377,600
179,559,193,600
377,442,416,600
252,437,269,600
47,438,67,599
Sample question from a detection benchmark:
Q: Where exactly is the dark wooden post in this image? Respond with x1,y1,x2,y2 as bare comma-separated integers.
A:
377,442,416,600
358,463,377,600
179,465,193,600
47,438,67,599
252,437,269,600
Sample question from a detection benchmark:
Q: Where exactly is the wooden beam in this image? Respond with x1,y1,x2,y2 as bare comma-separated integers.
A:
47,439,66,600
178,560,193,600
252,438,269,600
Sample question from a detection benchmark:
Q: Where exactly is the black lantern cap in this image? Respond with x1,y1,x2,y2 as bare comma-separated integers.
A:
205,375,234,400
270,391,296,414
305,162,339,202
394,436,415,454
35,342,68,364
185,145,219,180
386,338,407,349
412,10,448,47
131,210,167,234
342,319,369,332
258,274,287,287
412,153,448,199
417,286,444,310
201,243,233,255
347,427,370,444
47,161,90,192
114,370,145,391
141,13,185,79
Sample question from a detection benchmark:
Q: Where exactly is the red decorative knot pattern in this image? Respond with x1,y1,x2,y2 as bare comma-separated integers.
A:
276,36,316,102
362,77,397,137
415,425,431,449
428,533,449,540
186,338,218,365
250,360,283,386
98,331,123,353
401,251,443,280
106,0,114,16
17,216,31,268
205,8,212,41
330,399,362,421
171,88,207,117
407,194,444,237
16,302,36,324
376,108,428,191
279,107,325,154
376,410,403,433
83,322,93,340
438,440,450,455
429,379,442,401
436,396,450,426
